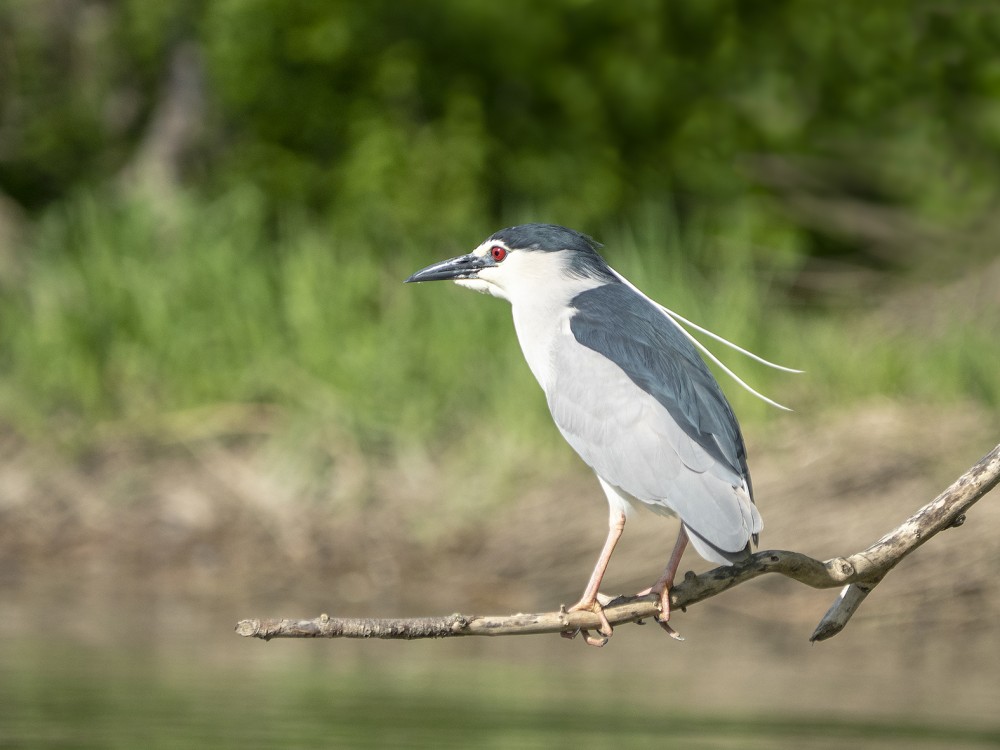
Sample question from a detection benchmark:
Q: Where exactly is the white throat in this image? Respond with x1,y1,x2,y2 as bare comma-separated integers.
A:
488,252,605,391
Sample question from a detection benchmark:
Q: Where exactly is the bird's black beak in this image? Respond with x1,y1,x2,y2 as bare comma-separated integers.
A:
405,253,492,283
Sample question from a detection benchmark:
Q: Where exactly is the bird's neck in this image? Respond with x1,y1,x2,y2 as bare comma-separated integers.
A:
508,277,605,393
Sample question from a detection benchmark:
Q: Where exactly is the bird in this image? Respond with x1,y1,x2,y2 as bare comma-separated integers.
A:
406,223,775,645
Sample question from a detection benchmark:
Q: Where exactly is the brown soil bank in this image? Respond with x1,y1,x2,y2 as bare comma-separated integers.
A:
1,400,997,640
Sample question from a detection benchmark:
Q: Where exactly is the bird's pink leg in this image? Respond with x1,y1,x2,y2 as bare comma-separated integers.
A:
564,509,626,646
638,526,688,639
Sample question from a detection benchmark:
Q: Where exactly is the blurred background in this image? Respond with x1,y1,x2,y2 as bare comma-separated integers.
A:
1,1,999,746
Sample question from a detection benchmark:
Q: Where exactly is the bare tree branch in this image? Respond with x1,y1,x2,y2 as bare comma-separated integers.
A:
237,442,1000,644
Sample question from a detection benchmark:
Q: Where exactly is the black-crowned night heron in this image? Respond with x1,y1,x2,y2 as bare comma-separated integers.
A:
407,224,788,645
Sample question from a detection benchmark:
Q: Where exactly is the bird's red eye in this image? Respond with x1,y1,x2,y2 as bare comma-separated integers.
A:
490,245,507,262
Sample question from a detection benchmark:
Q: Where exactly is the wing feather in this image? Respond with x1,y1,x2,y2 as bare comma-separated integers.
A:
547,283,762,562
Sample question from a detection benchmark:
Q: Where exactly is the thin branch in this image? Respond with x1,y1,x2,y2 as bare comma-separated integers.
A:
237,442,1000,644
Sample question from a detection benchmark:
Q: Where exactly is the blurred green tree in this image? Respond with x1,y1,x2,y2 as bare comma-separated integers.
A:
1,0,999,260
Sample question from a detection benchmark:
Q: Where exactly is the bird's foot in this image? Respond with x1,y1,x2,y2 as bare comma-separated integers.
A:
637,583,684,641
561,628,609,647
562,596,614,647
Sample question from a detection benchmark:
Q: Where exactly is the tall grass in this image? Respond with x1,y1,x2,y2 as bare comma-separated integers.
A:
0,188,996,460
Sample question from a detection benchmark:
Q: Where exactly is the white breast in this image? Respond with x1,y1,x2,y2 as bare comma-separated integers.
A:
507,282,604,393
510,295,574,393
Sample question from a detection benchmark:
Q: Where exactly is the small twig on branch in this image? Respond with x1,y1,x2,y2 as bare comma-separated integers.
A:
237,442,1000,644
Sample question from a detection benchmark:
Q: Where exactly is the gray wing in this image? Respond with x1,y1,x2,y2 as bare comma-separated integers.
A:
547,283,761,563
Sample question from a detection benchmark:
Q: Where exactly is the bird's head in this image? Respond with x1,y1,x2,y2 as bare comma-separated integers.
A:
405,224,614,302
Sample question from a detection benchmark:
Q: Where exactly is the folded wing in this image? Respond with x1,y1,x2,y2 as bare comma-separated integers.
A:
547,283,762,564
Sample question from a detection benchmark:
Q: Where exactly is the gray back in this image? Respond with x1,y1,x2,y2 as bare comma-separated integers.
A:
568,283,753,498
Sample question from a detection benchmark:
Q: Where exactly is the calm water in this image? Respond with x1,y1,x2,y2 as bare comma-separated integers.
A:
3,641,997,749
2,587,998,749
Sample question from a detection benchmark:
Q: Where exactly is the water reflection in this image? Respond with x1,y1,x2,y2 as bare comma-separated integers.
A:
1,585,998,749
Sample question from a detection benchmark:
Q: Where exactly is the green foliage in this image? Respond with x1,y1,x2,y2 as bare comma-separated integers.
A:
0,189,525,446
0,2,998,452
2,1,1000,259
0,190,995,454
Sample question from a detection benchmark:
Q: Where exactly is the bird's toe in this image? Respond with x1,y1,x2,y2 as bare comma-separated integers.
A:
566,597,614,644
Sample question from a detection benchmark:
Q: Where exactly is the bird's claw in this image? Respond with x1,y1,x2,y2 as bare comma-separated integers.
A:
639,584,684,640
563,598,614,647
581,629,610,646
560,627,609,647
654,618,684,641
